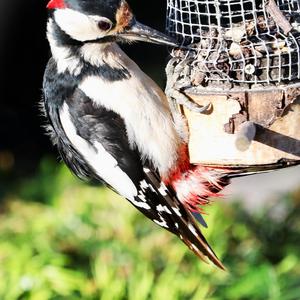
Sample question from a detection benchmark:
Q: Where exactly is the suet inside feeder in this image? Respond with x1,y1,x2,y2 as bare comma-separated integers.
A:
166,0,300,169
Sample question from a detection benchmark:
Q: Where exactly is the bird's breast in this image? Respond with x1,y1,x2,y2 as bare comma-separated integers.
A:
78,73,181,176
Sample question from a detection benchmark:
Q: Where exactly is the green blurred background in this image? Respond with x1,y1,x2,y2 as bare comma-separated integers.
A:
0,1,300,299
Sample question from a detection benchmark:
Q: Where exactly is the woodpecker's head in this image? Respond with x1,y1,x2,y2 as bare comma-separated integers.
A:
47,0,177,47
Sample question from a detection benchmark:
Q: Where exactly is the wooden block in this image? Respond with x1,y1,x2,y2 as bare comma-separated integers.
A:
183,91,300,166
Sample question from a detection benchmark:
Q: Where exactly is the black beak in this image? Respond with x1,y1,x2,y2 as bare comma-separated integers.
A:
119,20,178,47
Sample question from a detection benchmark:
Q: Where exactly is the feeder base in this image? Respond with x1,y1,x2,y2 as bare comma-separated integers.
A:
181,87,300,167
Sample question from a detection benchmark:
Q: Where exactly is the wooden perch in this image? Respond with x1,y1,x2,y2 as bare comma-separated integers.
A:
235,121,257,152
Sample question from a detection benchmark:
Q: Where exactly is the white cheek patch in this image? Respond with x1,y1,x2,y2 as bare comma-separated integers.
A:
54,9,103,42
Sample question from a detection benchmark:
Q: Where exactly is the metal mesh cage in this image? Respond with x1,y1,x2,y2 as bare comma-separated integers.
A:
166,0,300,86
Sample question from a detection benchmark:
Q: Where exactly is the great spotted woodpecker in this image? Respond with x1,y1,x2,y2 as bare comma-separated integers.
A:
42,0,233,269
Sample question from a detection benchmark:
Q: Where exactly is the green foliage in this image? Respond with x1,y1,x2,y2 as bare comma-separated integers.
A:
0,161,300,300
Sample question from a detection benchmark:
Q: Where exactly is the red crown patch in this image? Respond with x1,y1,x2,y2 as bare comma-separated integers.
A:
47,0,66,9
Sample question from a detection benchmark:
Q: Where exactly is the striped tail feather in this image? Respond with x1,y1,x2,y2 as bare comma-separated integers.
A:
140,169,225,270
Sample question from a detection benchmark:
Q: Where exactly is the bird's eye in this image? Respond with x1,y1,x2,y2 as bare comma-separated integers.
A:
98,20,112,31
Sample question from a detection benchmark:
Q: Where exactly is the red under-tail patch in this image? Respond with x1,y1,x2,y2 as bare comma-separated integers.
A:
47,0,66,9
171,165,229,213
163,144,190,185
163,144,230,214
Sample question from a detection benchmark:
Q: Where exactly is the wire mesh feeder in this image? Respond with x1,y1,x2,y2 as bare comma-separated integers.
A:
166,0,300,168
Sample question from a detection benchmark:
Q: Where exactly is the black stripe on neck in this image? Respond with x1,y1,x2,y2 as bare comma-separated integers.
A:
81,60,131,82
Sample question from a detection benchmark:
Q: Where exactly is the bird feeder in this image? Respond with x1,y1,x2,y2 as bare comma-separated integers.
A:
166,0,300,169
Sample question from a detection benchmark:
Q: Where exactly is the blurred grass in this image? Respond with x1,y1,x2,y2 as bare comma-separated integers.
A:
0,158,300,300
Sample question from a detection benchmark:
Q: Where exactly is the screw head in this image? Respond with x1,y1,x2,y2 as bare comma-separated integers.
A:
245,64,256,75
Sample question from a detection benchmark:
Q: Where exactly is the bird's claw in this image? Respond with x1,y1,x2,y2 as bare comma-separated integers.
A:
166,89,211,114
165,57,211,114
192,102,212,114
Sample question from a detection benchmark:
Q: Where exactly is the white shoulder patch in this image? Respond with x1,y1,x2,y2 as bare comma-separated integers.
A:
59,103,138,200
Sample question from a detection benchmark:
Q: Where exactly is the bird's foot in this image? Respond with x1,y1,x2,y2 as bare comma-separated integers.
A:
165,56,211,114
166,89,211,114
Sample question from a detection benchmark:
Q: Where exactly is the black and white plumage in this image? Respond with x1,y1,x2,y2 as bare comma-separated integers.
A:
42,0,226,269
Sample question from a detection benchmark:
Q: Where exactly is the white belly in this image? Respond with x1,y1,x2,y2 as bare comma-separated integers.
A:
78,69,181,176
